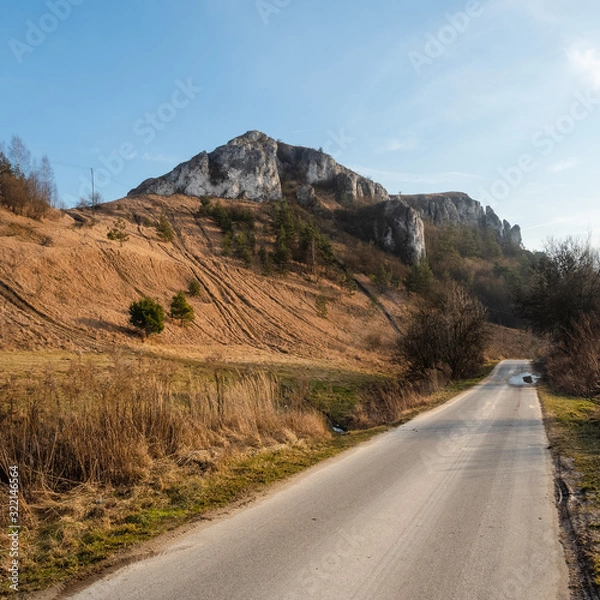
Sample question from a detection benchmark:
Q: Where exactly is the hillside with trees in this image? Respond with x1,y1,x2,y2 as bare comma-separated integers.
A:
0,136,58,219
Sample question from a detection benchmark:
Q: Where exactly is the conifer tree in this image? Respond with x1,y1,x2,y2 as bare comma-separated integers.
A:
170,291,195,325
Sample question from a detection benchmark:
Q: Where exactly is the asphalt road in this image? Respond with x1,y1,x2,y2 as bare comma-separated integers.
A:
68,360,569,600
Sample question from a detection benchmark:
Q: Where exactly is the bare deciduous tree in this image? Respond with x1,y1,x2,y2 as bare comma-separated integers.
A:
517,237,600,398
8,135,31,177
545,315,600,399
398,284,488,380
39,155,59,207
0,137,56,218
516,237,600,339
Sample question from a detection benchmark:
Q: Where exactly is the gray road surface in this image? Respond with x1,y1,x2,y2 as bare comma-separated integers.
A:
67,360,569,600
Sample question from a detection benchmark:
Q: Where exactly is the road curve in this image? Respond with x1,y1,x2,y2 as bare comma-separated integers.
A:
67,360,569,600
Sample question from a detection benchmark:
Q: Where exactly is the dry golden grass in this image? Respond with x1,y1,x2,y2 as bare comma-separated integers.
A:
0,353,333,590
0,351,377,594
0,355,328,495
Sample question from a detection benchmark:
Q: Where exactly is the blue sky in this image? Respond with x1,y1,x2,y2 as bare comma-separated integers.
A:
1,0,599,249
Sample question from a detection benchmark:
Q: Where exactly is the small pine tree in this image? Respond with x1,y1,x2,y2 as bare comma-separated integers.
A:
299,223,319,274
258,246,274,276
273,226,292,272
258,245,268,264
129,297,165,337
273,200,296,241
232,231,252,267
155,214,174,242
371,265,392,291
222,232,233,257
107,218,130,245
199,196,212,216
405,260,434,296
315,295,329,318
339,269,358,293
170,291,195,325
317,234,336,266
239,246,252,267
213,204,233,233
188,279,202,297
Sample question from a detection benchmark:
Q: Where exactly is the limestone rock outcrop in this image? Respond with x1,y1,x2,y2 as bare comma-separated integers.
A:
397,192,522,246
338,199,426,265
377,201,426,264
276,142,388,206
129,131,282,202
129,131,387,206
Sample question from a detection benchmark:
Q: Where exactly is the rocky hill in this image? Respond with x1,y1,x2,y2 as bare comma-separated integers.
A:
0,131,528,359
129,132,521,263
353,193,521,264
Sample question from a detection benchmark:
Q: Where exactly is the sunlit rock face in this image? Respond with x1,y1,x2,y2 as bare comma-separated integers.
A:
276,141,389,207
338,199,427,265
398,192,522,246
129,131,282,202
378,200,427,264
129,131,388,207
401,192,486,229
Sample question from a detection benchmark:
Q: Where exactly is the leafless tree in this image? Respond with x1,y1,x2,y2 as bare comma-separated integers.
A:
8,135,31,177
516,236,600,340
398,284,488,380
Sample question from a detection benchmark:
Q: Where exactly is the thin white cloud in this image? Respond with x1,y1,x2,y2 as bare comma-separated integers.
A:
549,157,579,172
141,153,180,164
486,0,559,24
522,218,572,231
522,208,600,230
350,164,483,185
568,44,600,90
373,138,418,154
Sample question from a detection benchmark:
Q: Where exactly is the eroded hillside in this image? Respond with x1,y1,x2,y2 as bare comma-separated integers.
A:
0,195,407,368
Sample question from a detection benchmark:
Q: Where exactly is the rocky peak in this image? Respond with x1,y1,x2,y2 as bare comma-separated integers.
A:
230,130,270,145
128,130,282,202
128,130,387,207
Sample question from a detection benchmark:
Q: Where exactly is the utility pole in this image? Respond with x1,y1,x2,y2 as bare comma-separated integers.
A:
91,167,95,209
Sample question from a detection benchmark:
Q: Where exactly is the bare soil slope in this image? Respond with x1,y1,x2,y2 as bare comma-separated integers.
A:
0,195,405,368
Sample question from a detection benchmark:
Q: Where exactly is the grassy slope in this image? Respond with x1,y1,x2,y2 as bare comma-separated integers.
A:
0,198,404,370
15,430,385,593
